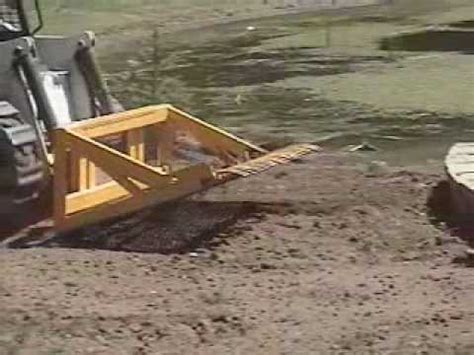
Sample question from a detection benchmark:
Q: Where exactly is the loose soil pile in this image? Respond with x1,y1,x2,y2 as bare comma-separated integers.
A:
1,153,473,354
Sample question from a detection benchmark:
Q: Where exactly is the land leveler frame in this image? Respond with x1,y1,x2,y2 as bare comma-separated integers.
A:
53,105,318,233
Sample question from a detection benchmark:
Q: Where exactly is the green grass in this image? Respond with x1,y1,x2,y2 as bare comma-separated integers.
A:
39,0,473,35
280,53,474,113
39,1,270,40
40,0,267,34
260,2,474,114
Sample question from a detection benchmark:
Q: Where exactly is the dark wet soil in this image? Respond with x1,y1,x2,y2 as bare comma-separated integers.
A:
42,201,261,254
448,19,474,28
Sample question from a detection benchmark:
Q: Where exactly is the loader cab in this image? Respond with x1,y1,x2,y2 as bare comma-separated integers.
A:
0,0,43,42
0,0,117,132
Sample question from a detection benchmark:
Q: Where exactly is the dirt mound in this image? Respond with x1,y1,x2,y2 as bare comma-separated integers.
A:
45,201,261,254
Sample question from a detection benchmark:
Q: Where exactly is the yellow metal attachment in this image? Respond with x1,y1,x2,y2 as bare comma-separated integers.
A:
52,105,318,233
218,144,319,178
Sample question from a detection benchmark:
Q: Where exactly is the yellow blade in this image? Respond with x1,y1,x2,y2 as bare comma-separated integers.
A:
219,143,320,178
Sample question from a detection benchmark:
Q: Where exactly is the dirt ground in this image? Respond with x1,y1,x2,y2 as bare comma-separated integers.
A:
1,153,473,354
1,1,474,354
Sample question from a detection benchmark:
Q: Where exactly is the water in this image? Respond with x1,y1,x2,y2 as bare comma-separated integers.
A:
380,28,474,54
102,12,474,167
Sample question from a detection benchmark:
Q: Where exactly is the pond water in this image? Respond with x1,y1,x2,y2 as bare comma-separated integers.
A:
101,11,474,168
380,28,474,54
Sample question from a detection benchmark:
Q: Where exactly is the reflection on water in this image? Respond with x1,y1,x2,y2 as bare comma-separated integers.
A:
102,13,474,167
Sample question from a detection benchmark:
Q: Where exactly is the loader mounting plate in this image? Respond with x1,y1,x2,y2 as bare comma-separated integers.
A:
53,105,318,233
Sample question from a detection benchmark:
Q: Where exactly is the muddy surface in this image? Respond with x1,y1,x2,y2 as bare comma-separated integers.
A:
1,154,473,354
102,4,474,166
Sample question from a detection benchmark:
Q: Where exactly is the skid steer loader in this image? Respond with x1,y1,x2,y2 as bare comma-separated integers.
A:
0,0,318,234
